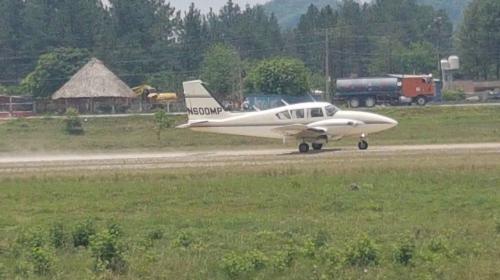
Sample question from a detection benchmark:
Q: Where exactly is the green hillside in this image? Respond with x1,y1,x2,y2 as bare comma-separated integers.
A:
264,0,471,29
263,0,340,29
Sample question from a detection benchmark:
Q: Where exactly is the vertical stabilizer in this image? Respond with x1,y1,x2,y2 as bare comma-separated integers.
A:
183,80,230,121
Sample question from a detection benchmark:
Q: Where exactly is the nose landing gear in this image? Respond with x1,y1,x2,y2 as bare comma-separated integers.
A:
358,134,368,150
358,140,368,150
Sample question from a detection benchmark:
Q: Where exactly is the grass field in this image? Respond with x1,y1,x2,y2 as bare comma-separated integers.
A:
0,152,499,279
0,106,499,153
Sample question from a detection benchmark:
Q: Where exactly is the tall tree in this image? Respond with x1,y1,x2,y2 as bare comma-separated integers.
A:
21,48,90,98
246,57,310,96
179,3,206,73
0,0,26,83
459,0,500,80
201,43,242,99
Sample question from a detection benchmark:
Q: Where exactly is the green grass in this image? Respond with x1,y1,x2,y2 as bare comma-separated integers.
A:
0,153,499,279
0,106,499,153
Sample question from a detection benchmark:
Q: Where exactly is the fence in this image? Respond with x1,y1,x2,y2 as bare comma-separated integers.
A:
0,95,34,118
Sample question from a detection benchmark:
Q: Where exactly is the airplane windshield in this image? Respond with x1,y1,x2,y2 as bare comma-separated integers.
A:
325,105,339,117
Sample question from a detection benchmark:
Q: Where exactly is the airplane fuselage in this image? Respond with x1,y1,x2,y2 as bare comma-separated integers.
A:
179,80,398,152
186,102,397,140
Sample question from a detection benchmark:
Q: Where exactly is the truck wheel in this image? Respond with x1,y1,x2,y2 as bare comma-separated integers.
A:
415,96,427,106
364,97,376,108
349,97,360,108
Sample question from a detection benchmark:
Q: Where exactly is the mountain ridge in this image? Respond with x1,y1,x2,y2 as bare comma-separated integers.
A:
263,0,471,29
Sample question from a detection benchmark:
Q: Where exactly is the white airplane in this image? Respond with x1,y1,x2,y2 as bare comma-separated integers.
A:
177,80,398,153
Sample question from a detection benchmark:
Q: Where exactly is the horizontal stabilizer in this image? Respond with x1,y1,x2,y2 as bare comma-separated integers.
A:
176,120,208,128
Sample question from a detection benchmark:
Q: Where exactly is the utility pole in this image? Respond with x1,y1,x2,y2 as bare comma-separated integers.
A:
434,17,442,82
325,29,331,102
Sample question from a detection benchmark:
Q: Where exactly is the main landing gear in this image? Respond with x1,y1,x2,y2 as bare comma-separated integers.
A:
312,143,323,150
299,143,309,153
358,134,368,150
298,142,324,153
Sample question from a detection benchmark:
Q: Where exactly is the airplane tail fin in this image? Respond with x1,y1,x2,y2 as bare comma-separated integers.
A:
182,80,230,121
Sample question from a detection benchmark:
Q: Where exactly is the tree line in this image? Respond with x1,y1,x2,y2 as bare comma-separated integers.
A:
0,0,498,99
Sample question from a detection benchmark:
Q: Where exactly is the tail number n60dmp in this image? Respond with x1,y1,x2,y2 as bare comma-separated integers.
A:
187,107,223,115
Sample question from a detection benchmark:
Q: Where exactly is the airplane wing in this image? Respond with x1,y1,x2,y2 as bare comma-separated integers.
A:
272,124,327,138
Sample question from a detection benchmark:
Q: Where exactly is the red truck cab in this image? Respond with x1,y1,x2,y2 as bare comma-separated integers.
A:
390,74,435,105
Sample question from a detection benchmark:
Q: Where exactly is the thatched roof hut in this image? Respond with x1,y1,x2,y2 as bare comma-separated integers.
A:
51,58,135,113
52,58,134,100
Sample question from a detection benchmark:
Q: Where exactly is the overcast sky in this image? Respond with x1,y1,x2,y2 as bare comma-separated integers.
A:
167,0,270,13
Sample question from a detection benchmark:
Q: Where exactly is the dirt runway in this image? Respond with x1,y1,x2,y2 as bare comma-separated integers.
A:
1,143,499,173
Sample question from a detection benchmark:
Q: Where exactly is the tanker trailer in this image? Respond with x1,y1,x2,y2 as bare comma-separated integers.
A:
334,77,402,108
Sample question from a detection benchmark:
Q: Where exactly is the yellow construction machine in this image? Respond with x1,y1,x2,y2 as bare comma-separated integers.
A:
133,85,177,103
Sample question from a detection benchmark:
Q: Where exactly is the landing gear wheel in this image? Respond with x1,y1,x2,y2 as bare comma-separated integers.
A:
299,143,310,153
349,97,360,108
312,143,323,150
358,140,368,150
415,96,427,106
364,97,376,108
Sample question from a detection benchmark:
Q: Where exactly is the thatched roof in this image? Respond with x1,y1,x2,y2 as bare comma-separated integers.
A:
52,58,135,100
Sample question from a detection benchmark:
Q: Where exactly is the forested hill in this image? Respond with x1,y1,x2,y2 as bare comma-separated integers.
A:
418,0,471,25
263,0,339,29
264,0,471,29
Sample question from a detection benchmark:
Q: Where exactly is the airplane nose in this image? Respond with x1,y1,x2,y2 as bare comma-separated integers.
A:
372,113,398,129
386,117,398,128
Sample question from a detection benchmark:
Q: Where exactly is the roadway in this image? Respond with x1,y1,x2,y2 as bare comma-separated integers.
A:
1,102,500,120
1,143,499,173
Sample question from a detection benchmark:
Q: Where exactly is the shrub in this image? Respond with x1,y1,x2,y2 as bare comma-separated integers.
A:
442,90,466,102
173,231,193,248
221,252,249,278
393,237,416,266
64,108,84,135
30,247,54,276
154,109,174,141
271,249,295,271
495,219,500,234
221,250,267,278
16,228,45,248
72,219,96,247
90,230,127,273
49,223,66,248
146,228,164,241
107,223,122,238
428,236,449,254
313,230,329,248
344,235,379,267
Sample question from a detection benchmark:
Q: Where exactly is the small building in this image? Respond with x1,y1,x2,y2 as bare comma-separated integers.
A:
52,58,135,113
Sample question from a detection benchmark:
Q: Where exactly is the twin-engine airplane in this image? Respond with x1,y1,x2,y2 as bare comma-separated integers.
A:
177,80,398,153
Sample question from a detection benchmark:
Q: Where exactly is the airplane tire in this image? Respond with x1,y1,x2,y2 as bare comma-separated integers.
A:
312,143,323,150
299,143,310,153
358,140,368,150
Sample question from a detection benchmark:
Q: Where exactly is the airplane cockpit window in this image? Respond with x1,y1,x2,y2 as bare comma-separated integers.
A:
325,105,339,117
276,110,291,120
290,109,305,119
309,108,324,118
